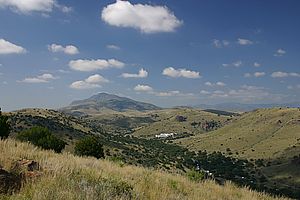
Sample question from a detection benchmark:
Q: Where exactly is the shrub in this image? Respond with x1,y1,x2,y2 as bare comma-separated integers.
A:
0,108,10,139
16,126,66,153
187,170,205,182
75,136,105,159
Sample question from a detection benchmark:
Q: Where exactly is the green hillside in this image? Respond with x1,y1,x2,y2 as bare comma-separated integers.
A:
132,108,233,138
176,108,300,159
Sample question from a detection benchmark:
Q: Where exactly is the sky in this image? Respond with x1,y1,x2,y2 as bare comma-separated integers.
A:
0,0,300,111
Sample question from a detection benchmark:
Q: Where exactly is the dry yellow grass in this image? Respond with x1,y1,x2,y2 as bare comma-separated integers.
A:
176,108,300,159
0,139,289,200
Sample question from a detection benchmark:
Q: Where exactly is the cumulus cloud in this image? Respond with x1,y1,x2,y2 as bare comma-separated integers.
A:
271,71,300,78
200,90,210,95
212,39,229,48
222,60,242,67
0,0,72,14
48,44,79,55
274,49,286,57
134,84,153,92
106,44,120,50
20,73,56,83
0,39,26,54
205,81,226,87
162,67,200,78
207,85,278,102
133,84,193,97
155,90,180,97
69,59,125,72
121,68,148,78
254,72,266,77
237,38,253,45
254,62,261,67
101,0,182,33
70,74,109,89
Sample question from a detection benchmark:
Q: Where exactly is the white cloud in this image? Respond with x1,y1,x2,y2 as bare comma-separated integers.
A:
212,39,230,48
0,39,26,54
254,62,261,67
70,74,108,89
237,38,253,45
134,84,153,92
274,49,286,57
216,81,226,86
205,81,226,87
121,68,148,78
233,61,242,67
205,81,213,86
254,72,266,77
155,90,180,97
48,44,79,55
69,59,125,72
101,0,182,33
207,85,275,102
200,90,210,95
162,67,200,78
222,60,242,67
106,44,120,50
0,0,71,14
271,71,300,78
20,73,56,83
85,74,109,84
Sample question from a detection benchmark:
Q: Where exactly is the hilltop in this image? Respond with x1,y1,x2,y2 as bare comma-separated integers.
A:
60,93,161,115
0,139,288,200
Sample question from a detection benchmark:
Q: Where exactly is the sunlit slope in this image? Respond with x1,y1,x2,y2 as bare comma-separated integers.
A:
177,108,300,159
132,108,233,138
0,139,288,200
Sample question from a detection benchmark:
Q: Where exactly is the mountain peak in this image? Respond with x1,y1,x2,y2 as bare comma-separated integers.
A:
63,93,160,113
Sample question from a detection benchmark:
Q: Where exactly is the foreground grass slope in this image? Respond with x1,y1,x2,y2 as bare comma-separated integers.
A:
0,139,287,200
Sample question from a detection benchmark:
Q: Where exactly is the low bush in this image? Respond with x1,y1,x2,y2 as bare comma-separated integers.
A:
16,126,66,153
75,136,105,159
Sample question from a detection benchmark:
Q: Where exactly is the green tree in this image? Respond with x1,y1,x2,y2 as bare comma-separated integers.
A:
16,126,66,153
0,108,10,139
75,136,105,159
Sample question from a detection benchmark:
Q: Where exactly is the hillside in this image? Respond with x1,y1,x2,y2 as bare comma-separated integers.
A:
0,139,288,200
60,93,161,115
175,108,300,196
4,107,300,198
132,108,234,138
176,108,300,159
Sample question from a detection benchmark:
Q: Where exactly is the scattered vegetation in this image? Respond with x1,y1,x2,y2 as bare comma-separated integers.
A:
16,126,66,153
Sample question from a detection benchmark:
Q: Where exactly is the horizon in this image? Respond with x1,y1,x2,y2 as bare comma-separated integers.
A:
1,0,300,111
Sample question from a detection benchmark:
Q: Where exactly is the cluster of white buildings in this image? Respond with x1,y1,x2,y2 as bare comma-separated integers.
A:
155,132,177,138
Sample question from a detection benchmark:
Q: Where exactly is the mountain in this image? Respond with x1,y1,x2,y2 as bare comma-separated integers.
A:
60,93,161,115
194,102,300,112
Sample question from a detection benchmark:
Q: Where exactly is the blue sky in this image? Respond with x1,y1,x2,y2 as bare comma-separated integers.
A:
0,0,300,111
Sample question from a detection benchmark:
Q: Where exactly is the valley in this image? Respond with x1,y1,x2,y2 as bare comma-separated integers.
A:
2,93,300,199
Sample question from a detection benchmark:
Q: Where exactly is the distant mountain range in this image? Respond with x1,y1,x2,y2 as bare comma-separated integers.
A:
194,102,300,112
60,93,160,115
